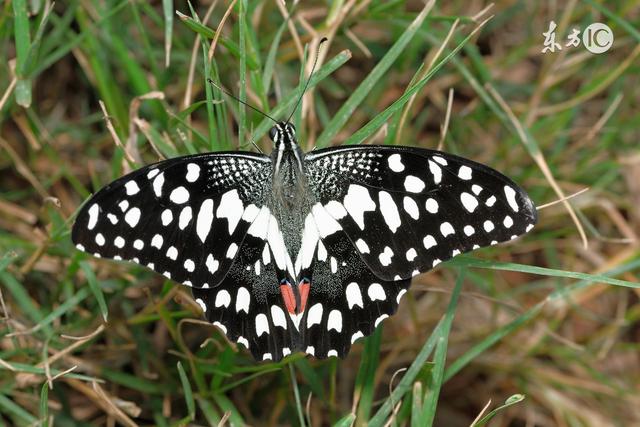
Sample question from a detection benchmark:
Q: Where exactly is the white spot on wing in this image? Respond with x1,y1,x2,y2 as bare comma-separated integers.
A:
345,282,364,309
217,189,244,234
206,254,218,273
114,236,125,248
425,198,439,214
440,222,455,237
215,290,231,308
124,207,141,227
196,298,206,312
271,305,287,329
403,196,419,220
486,196,497,207
429,161,442,184
325,200,348,219
147,168,159,179
484,220,495,232
368,283,386,301
458,165,472,180
388,153,404,172
169,186,190,204
460,192,479,212
255,313,269,336
378,191,401,233
504,186,519,211
378,246,394,266
226,243,238,259
95,233,105,246
405,248,417,261
307,303,323,328
433,156,448,166
343,184,376,230
404,175,425,193
166,246,178,260
153,173,164,197
151,234,163,249
311,203,341,238
374,314,389,327
161,209,173,226
423,235,436,249
327,310,342,332
351,331,364,343
87,204,99,229
236,287,250,313
125,181,140,195
196,199,214,242
248,207,270,239
503,215,514,228
184,259,195,272
464,225,475,236
186,163,200,182
178,206,192,230
355,238,370,254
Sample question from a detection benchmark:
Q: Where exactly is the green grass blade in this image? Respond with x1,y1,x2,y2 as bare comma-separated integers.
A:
472,394,525,427
354,327,382,424
163,0,173,67
315,0,435,148
39,382,49,427
0,393,37,425
253,49,352,139
342,21,484,146
238,0,247,141
421,270,466,426
177,361,195,420
12,0,32,107
262,19,288,95
79,261,108,322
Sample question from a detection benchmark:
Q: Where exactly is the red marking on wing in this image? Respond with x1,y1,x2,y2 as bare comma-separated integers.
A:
298,279,310,314
280,283,296,314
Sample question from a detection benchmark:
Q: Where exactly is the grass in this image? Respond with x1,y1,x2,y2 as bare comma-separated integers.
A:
1,1,640,426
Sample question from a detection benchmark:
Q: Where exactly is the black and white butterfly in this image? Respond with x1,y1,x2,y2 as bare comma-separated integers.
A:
72,121,537,361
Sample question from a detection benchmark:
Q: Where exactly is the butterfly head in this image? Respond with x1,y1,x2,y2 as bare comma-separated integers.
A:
269,122,297,151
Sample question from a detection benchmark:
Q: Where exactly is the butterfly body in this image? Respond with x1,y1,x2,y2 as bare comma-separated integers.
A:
72,121,537,361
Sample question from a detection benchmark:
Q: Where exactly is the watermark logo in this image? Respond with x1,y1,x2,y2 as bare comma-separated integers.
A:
542,21,614,54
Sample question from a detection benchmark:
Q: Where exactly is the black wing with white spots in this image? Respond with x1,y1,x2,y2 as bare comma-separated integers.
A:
305,145,537,281
72,153,272,289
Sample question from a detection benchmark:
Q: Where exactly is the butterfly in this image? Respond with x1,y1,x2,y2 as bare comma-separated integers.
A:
72,118,537,362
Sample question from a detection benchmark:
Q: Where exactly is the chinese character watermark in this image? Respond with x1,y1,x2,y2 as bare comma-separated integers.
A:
542,21,613,54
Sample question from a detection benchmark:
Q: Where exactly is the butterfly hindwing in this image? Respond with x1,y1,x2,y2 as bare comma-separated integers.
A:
72,153,272,289
299,215,411,358
192,229,296,362
305,146,537,281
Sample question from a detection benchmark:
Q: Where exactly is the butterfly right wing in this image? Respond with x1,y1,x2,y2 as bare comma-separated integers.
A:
72,152,272,290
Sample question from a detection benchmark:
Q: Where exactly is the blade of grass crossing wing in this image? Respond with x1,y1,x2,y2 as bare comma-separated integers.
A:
354,326,382,424
421,270,465,426
315,0,436,148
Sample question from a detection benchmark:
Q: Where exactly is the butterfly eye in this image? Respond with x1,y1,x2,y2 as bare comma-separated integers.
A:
268,127,279,142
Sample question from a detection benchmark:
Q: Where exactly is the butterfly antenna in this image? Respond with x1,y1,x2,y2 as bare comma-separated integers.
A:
206,78,278,124
286,37,328,124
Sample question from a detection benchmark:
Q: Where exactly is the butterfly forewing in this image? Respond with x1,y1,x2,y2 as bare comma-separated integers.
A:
72,153,272,288
305,146,537,281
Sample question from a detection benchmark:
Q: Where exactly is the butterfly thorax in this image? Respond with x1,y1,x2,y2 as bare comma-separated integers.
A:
269,125,311,267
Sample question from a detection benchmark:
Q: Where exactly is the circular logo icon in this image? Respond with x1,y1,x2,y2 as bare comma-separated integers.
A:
582,23,614,54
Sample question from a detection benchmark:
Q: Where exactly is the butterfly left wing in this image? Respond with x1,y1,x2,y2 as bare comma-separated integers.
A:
72,153,272,289
192,209,299,362
305,145,537,281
